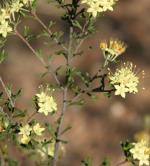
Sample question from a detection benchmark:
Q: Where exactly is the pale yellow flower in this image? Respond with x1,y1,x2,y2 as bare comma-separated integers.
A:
130,140,150,166
114,84,128,98
22,0,30,5
32,123,45,136
36,91,57,116
81,0,93,4
38,141,55,158
81,0,118,18
0,0,33,38
19,135,31,144
19,124,32,136
10,0,23,13
22,0,34,5
87,2,103,17
109,62,139,98
0,8,11,21
0,21,12,38
100,0,115,11
36,92,48,103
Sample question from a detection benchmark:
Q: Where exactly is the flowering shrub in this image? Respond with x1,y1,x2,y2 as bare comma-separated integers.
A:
0,0,149,166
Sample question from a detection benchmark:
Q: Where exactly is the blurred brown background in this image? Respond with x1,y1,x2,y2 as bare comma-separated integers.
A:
0,0,150,165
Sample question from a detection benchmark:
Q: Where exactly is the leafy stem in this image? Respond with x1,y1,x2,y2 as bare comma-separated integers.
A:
0,76,15,108
115,160,127,166
52,23,74,166
15,29,61,87
31,11,68,52
52,87,68,166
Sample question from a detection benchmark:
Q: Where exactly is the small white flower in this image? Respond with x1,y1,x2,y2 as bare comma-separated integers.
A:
114,84,128,98
36,90,57,116
0,0,33,37
19,134,31,144
10,0,23,13
32,123,45,136
0,8,11,21
19,124,32,136
0,21,12,38
22,0,34,5
130,140,150,166
87,2,103,17
81,0,118,18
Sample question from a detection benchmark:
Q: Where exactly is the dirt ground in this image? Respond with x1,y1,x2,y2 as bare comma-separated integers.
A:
0,0,150,165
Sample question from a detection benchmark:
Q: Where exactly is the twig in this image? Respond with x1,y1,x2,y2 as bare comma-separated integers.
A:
67,26,73,65
73,19,90,56
15,29,46,66
52,87,67,166
52,24,75,165
31,11,68,52
15,29,61,87
71,87,114,103
0,76,15,108
26,111,38,123
116,160,127,166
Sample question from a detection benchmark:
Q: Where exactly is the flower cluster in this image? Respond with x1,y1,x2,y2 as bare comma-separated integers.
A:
0,0,34,38
18,123,45,144
81,0,118,17
109,62,139,98
36,89,57,116
100,39,127,66
130,140,150,166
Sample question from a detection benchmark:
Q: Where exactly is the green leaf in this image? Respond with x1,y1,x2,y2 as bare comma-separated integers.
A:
121,141,134,164
100,158,110,166
67,99,85,106
12,89,22,98
81,157,93,166
45,123,55,138
7,159,18,166
31,0,38,9
24,26,30,36
60,125,72,135
72,20,82,30
0,132,8,140
48,21,55,29
0,92,3,98
0,50,7,64
12,109,26,118
57,139,68,144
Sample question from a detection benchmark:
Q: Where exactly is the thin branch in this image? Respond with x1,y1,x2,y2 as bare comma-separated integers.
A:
26,111,38,123
31,11,68,52
73,19,90,56
15,29,61,87
116,160,127,166
71,87,114,103
52,87,67,166
67,26,73,65
15,29,46,66
52,25,74,166
0,76,15,108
